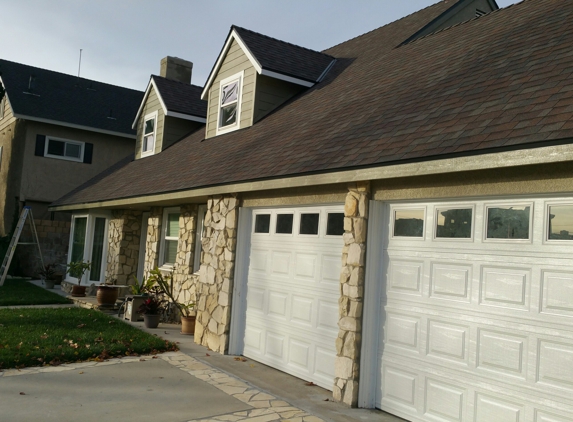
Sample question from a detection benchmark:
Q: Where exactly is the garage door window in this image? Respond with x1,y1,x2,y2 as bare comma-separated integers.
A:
393,209,425,238
276,214,294,234
300,213,320,235
254,214,271,234
486,205,531,240
547,204,573,240
326,213,345,236
435,207,473,239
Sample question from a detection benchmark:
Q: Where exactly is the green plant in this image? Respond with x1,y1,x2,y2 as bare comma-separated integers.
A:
147,267,196,317
38,263,57,281
137,296,165,315
0,279,71,306
66,260,91,285
130,274,155,295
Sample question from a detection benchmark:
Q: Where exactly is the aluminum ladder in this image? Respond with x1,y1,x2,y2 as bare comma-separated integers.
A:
0,206,44,286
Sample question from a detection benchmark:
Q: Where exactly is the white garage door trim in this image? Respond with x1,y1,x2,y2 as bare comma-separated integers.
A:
361,195,573,420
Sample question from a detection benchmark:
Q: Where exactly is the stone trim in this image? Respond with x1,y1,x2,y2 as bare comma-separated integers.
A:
195,194,239,353
172,204,199,306
334,182,369,407
143,207,163,278
105,210,142,285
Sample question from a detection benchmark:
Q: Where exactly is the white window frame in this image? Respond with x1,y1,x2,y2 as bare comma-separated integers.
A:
432,204,475,242
390,205,427,240
159,207,180,269
193,205,207,274
0,97,5,120
44,136,85,162
544,200,573,243
483,201,534,243
216,71,244,136
0,146,3,171
141,110,158,158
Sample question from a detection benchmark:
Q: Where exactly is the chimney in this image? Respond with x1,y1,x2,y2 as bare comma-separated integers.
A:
160,56,193,84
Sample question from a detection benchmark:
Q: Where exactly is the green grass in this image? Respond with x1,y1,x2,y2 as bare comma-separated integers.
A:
0,279,71,306
0,307,178,370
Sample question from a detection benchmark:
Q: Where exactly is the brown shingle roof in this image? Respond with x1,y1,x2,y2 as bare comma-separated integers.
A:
53,0,573,207
151,75,206,117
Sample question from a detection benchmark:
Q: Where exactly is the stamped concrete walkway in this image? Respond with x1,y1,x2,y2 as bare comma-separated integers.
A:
0,282,402,422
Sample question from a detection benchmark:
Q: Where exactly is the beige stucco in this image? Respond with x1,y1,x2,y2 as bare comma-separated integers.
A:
242,184,347,207
205,40,257,139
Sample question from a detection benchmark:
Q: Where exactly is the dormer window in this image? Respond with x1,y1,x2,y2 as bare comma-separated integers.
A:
217,71,243,135
142,111,157,157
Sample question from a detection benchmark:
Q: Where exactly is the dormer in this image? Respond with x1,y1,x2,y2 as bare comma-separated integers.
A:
133,57,207,159
202,26,335,139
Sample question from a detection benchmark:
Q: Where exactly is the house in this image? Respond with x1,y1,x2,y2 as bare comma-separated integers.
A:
0,59,143,272
50,0,573,420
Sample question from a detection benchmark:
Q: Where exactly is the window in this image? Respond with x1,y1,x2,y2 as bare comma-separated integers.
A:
393,208,425,237
276,214,294,234
326,213,345,236
486,205,531,240
0,97,5,119
68,214,109,284
141,111,157,157
254,214,271,233
44,136,84,162
160,207,180,267
217,72,243,134
547,204,573,241
435,207,473,239
70,217,88,262
300,213,320,235
0,146,3,171
193,205,207,273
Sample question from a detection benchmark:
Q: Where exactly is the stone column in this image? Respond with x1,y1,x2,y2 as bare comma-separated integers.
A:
106,210,143,284
334,182,370,407
143,207,162,278
172,204,198,305
194,194,239,354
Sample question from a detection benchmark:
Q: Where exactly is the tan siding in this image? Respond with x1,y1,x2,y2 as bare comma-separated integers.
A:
0,95,17,131
135,86,165,159
205,39,256,139
163,117,203,150
253,75,305,122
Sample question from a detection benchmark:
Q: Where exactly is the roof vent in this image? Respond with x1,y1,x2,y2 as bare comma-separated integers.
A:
28,75,36,90
160,56,193,84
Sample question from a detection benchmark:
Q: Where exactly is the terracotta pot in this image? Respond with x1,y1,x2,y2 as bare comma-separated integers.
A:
143,314,160,329
181,315,196,335
71,285,87,297
97,286,119,306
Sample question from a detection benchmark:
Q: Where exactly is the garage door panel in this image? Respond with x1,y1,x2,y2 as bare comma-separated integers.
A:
426,320,469,365
540,270,573,316
476,329,527,378
479,266,531,310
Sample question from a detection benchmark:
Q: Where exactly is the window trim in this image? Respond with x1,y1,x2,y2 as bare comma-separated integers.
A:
544,201,573,243
193,205,207,274
391,205,427,240
141,110,158,158
0,146,3,171
44,136,85,162
216,71,244,136
432,204,475,242
159,207,180,269
0,97,5,120
252,212,272,236
483,202,534,243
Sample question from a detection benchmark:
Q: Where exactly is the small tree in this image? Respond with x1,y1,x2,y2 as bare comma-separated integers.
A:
66,261,91,285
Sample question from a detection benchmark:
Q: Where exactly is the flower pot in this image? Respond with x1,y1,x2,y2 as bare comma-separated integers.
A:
97,286,119,306
181,315,196,335
71,285,87,297
143,314,160,329
44,279,55,289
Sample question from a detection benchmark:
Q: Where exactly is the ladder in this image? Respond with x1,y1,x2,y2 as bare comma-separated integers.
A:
0,207,44,286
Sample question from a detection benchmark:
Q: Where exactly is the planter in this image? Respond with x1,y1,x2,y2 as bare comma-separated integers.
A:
97,286,119,306
181,315,196,335
44,279,55,289
143,314,160,329
71,285,87,297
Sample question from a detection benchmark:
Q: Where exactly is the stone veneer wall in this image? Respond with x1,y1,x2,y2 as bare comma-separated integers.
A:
334,182,370,407
143,207,163,278
171,204,199,305
106,210,142,284
194,194,239,353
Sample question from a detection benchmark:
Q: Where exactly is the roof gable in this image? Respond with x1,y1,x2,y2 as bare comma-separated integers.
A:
201,26,335,99
0,59,143,138
132,76,206,128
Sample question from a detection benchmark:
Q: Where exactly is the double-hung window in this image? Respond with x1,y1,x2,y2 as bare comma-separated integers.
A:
193,205,207,273
217,72,243,134
142,111,157,157
160,207,180,267
45,136,84,162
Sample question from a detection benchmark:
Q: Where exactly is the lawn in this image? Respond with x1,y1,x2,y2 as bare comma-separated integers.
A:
0,307,178,370
0,279,71,306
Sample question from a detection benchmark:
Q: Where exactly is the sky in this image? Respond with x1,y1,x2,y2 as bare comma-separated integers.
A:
2,0,518,92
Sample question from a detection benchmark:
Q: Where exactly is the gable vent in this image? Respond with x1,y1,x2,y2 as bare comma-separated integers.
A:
475,8,487,17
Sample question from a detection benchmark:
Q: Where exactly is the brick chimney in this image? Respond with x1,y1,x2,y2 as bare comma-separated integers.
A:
160,56,193,84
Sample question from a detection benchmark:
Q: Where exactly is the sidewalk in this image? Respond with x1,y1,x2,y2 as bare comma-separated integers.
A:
0,281,402,422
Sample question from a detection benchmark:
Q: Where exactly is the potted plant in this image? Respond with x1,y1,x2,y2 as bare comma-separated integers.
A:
148,267,197,335
66,260,91,297
38,263,57,289
96,278,120,306
137,296,165,328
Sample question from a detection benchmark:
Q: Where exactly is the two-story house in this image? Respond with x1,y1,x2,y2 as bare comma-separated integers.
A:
51,1,573,420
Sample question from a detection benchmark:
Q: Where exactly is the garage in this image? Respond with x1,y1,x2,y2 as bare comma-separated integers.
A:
240,205,345,389
370,197,573,421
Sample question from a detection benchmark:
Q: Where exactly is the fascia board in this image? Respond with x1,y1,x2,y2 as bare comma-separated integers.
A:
164,110,206,123
132,78,168,129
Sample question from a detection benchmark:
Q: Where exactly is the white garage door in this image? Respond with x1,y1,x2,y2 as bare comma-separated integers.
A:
377,197,573,421
243,206,344,389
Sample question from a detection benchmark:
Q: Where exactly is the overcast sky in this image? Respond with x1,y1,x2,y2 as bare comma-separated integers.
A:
2,0,518,92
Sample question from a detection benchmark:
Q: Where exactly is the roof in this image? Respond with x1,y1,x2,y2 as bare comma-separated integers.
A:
53,0,573,208
0,59,143,137
151,76,207,117
201,26,335,98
